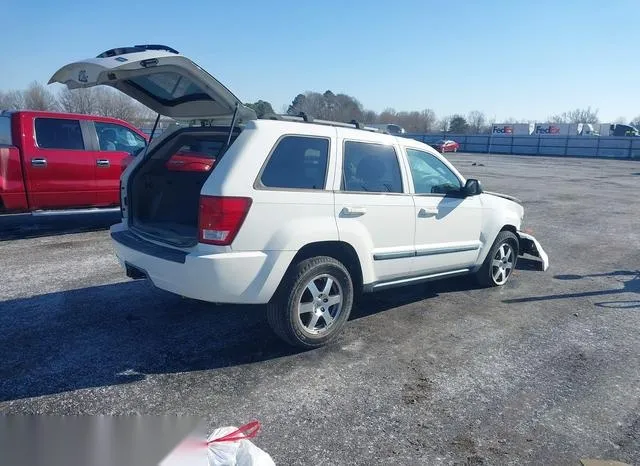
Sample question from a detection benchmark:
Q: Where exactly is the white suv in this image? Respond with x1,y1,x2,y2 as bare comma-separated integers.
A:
51,45,549,348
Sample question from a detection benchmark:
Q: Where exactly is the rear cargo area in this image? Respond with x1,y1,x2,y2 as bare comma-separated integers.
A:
129,128,238,247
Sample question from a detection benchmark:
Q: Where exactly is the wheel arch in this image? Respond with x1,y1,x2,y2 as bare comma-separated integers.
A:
500,224,521,252
476,223,521,268
276,241,364,298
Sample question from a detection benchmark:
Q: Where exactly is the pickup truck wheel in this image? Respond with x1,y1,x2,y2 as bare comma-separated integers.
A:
267,256,354,349
475,231,519,287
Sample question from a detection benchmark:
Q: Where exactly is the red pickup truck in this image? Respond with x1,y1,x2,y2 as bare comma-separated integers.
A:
0,110,148,214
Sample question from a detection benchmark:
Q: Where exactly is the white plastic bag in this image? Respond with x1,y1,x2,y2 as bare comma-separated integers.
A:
207,421,275,466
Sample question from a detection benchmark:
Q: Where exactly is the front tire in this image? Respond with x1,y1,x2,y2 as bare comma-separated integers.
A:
267,256,354,348
475,231,519,287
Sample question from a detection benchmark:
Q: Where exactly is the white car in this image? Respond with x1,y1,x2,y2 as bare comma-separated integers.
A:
51,45,549,348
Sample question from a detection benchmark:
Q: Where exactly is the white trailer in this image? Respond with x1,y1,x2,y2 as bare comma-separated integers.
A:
533,123,573,135
492,123,533,135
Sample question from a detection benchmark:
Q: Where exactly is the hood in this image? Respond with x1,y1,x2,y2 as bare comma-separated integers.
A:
484,190,522,204
49,45,256,121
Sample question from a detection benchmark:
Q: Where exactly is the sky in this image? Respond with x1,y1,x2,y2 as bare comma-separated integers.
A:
2,0,640,122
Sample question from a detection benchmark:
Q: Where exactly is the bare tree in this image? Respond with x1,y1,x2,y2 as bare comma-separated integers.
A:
58,88,96,114
420,109,437,133
0,90,25,110
94,88,152,124
483,117,496,134
467,110,486,133
378,108,397,123
362,109,378,124
23,81,58,111
613,116,627,125
548,106,599,124
631,116,640,128
437,115,451,132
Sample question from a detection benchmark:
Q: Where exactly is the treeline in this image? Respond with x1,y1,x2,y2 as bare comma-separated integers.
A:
277,91,639,133
3,82,639,132
0,81,155,127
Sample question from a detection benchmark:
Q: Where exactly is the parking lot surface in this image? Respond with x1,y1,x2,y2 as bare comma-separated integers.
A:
1,154,639,465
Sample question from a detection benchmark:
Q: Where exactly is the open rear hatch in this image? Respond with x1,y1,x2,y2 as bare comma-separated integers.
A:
50,45,256,247
126,128,240,247
49,44,256,121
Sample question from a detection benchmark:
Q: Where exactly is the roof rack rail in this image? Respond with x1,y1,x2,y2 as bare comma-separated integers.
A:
96,44,179,58
258,113,383,133
298,112,313,122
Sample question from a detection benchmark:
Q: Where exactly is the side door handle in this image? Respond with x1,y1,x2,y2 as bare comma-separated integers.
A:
96,159,110,167
341,206,367,217
418,207,438,217
31,158,47,167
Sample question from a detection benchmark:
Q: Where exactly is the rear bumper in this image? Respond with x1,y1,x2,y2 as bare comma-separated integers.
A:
517,231,549,271
110,224,294,304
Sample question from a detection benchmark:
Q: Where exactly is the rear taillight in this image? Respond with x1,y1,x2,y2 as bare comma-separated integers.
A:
198,196,252,246
119,180,124,216
121,155,134,173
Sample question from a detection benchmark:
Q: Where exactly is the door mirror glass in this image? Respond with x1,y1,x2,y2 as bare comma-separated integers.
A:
463,178,483,196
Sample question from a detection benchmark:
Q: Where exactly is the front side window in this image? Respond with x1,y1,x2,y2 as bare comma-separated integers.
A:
342,141,403,193
96,122,146,155
260,136,329,190
406,148,461,195
35,118,84,150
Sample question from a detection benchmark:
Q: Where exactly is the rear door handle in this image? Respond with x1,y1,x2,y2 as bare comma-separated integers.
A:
341,206,367,217
96,159,110,167
418,207,438,217
31,158,47,167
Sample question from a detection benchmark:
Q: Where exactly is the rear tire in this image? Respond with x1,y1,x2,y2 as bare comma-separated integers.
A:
475,231,519,287
267,256,354,349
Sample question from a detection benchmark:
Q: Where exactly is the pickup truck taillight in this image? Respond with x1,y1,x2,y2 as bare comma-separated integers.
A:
198,196,252,246
121,155,134,173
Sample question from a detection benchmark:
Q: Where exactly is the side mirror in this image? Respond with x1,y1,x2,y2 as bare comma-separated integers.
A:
463,178,483,196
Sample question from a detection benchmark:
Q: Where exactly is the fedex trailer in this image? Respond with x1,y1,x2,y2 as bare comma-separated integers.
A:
533,123,574,135
492,123,533,135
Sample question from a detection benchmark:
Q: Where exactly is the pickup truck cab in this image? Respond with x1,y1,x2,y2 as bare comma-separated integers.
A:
51,45,549,349
0,110,147,213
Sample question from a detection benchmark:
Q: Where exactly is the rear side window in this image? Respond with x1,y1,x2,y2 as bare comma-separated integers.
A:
95,122,146,155
342,141,403,193
0,116,11,145
260,136,329,190
35,118,84,150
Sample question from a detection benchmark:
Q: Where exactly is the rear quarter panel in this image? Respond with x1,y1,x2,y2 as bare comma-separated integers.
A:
208,120,340,253
0,146,28,211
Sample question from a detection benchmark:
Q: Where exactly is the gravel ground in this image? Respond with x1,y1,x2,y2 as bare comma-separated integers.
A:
1,153,639,465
